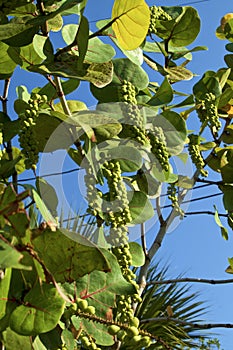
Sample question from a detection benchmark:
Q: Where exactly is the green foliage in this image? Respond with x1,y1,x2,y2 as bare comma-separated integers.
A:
0,0,230,348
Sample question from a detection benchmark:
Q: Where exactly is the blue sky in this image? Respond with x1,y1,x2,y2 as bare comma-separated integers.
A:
2,0,233,348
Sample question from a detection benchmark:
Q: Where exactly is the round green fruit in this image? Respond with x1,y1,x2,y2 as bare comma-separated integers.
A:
127,326,139,337
108,325,121,335
77,298,88,311
85,306,96,315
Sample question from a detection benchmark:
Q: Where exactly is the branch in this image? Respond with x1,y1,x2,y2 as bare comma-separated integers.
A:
141,317,233,329
185,211,228,217
0,78,18,192
147,277,233,286
54,76,72,117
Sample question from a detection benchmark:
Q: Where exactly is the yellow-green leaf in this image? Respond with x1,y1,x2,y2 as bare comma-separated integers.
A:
111,0,150,50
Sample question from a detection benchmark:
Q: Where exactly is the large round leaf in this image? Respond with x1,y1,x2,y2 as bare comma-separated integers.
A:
111,0,150,50
9,283,65,336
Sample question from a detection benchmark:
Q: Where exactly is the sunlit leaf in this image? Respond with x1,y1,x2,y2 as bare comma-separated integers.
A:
111,0,150,50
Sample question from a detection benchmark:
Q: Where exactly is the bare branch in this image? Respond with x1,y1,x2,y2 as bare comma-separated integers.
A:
147,277,233,286
185,211,228,217
141,317,233,329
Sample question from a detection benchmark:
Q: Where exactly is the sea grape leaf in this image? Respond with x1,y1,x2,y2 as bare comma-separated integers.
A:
71,316,113,346
29,59,113,88
90,58,149,102
0,268,12,319
127,191,154,225
221,125,233,144
111,0,150,50
148,77,173,107
54,100,87,114
129,242,145,267
38,327,63,350
32,112,72,152
165,65,193,82
0,240,31,270
62,24,116,64
33,35,54,60
36,178,58,217
193,72,222,100
154,111,187,155
73,110,122,141
96,19,143,65
2,328,32,350
32,189,56,225
222,185,233,211
100,145,142,172
76,15,89,70
156,7,200,47
26,0,84,26
47,14,63,32
0,42,17,75
39,79,80,100
214,205,228,240
8,44,43,70
9,283,65,336
32,229,110,283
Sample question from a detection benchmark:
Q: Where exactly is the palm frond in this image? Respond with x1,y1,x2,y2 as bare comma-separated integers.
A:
136,262,215,349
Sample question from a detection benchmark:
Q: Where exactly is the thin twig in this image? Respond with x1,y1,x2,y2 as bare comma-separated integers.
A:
16,167,81,183
147,277,233,286
185,211,228,217
141,317,233,329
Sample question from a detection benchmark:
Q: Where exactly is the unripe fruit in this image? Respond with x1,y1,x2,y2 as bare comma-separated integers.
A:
108,325,121,335
127,326,139,337
140,336,152,347
77,298,88,311
130,317,140,328
130,335,142,345
116,330,127,340
85,306,96,315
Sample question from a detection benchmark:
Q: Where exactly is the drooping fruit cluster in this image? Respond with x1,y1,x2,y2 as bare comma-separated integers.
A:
197,92,221,131
84,165,102,219
119,80,148,145
148,126,170,172
167,183,184,217
18,94,47,170
148,6,172,35
79,331,101,350
102,160,132,245
0,0,32,20
188,134,208,177
102,160,142,323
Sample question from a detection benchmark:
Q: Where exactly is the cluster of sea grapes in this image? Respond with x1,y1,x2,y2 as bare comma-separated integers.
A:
0,0,32,20
84,165,102,218
120,80,148,145
108,321,152,348
79,331,100,350
148,6,172,35
18,93,47,170
167,183,184,217
102,160,132,245
102,160,142,323
148,126,170,172
188,134,208,177
197,92,221,131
